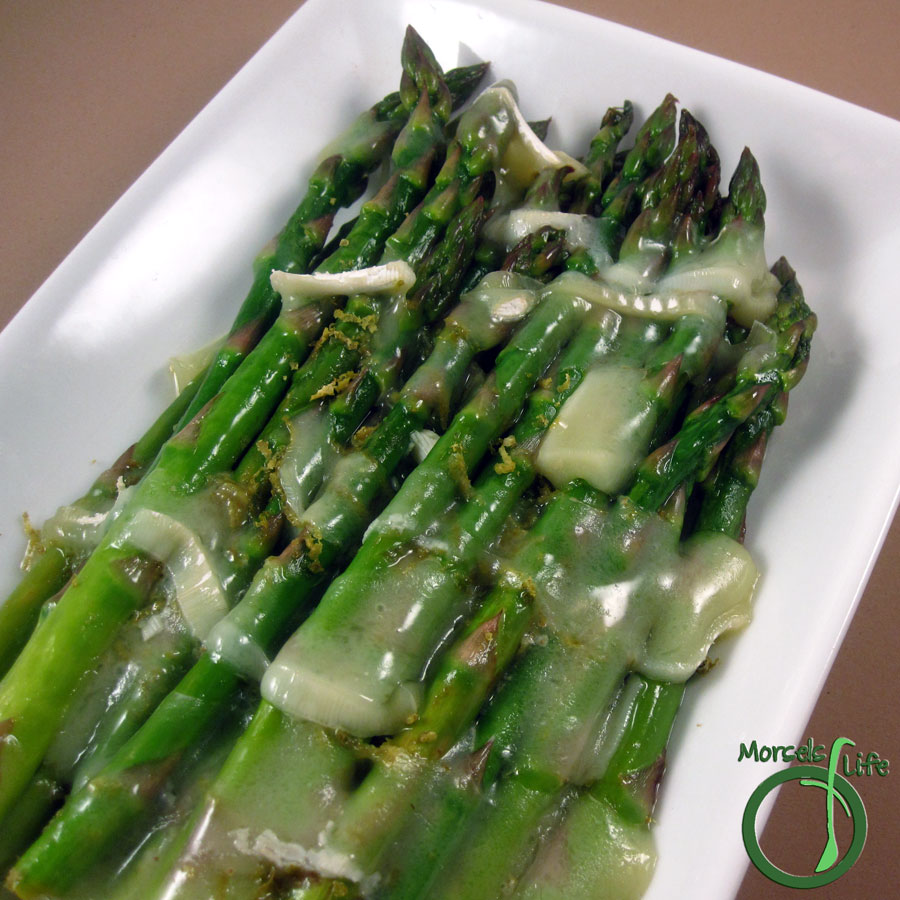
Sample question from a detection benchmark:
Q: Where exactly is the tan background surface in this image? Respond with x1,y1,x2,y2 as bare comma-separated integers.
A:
1,1,897,897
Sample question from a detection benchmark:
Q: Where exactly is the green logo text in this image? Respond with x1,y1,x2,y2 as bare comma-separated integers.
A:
740,736,883,888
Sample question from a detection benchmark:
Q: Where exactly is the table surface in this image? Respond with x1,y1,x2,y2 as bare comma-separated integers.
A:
1,2,897,898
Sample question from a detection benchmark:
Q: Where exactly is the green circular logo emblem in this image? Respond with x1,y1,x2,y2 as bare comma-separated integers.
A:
742,763,867,888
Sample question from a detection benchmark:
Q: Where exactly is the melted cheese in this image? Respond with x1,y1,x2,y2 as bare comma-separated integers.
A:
516,792,657,900
486,209,614,270
453,270,542,347
536,365,659,494
456,82,588,206
262,547,462,737
542,270,727,325
546,218,778,330
116,508,228,640
657,219,779,327
271,260,416,310
531,496,757,684
275,405,339,523
152,711,358,900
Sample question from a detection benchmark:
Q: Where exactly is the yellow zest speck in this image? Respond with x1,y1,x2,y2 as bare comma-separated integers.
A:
351,424,377,449
334,309,379,333
310,369,358,402
303,524,325,573
493,435,518,475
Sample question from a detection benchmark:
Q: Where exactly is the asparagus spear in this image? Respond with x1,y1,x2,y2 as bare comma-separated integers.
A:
568,101,634,214
559,96,678,282
0,774,61,875
512,269,805,900
52,238,578,900
146,105,716,900
6,224,566,899
0,57,489,682
601,94,677,210
5,63,581,888
391,253,814,900
281,124,715,896
512,674,684,900
0,28,454,830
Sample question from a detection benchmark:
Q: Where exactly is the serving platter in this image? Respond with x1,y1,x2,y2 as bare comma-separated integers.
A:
2,0,900,897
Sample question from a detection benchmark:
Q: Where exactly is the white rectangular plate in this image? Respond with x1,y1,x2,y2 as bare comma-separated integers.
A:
2,0,900,897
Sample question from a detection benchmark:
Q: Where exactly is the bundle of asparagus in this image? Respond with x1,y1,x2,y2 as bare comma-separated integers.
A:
0,25,815,900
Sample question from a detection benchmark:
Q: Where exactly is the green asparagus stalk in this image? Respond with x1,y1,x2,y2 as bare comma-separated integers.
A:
512,268,805,900
294,126,716,895
0,549,71,682
563,97,682,282
392,252,814,900
601,94,677,210
0,774,61,875
62,173,489,799
51,238,579,900
512,675,684,900
6,224,563,899
0,56,490,682
568,101,634,214
0,28,454,831
92,686,256,900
